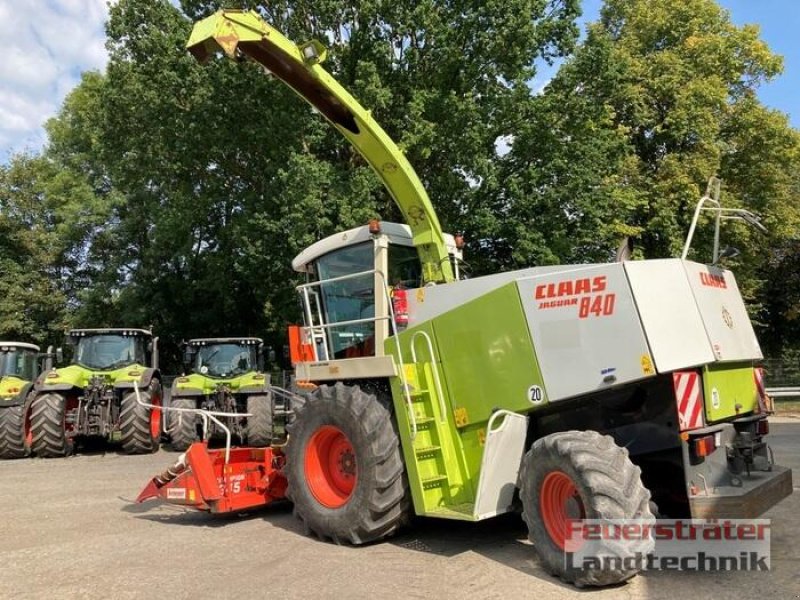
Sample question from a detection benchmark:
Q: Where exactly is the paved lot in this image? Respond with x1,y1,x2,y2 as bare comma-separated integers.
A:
1,421,799,599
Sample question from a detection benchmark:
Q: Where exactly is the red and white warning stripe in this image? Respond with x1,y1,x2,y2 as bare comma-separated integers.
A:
672,371,705,431
754,367,771,414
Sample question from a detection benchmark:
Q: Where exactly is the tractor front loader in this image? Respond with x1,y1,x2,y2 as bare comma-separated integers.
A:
0,342,48,459
168,338,275,450
185,10,791,588
30,328,162,457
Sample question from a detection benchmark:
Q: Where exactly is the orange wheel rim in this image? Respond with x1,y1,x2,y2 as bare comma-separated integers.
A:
540,471,585,550
305,425,357,508
150,395,162,440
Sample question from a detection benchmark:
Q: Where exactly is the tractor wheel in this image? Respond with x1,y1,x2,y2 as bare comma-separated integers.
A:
0,405,29,459
30,393,74,458
285,382,410,545
245,393,272,447
120,380,162,454
520,430,654,588
169,398,198,451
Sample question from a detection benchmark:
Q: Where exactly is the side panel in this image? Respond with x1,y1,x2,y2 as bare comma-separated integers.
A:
683,262,763,362
518,263,655,401
433,282,546,425
624,259,715,372
703,362,759,423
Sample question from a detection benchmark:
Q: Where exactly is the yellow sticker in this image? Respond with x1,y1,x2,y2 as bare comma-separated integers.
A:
640,354,655,375
454,407,469,428
188,489,196,502
478,429,486,446
416,288,425,303
403,364,418,388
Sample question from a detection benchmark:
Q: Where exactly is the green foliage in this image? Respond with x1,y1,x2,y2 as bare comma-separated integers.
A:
1,0,799,363
495,0,800,352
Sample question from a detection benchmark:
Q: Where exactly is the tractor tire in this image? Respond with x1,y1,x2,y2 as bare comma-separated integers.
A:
120,380,162,454
245,393,272,447
0,405,29,459
30,393,74,458
169,398,198,451
520,430,655,588
285,382,410,545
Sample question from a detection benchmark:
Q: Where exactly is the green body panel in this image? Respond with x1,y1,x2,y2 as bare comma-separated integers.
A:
174,371,267,395
0,376,29,403
39,363,150,390
386,283,545,518
703,362,758,423
187,10,454,284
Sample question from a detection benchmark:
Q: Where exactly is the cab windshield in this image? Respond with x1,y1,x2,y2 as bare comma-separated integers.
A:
193,343,257,378
74,335,146,371
0,349,37,381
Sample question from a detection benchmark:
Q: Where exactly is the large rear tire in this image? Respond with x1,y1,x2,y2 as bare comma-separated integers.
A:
0,404,29,459
169,397,198,451
520,430,654,587
245,393,272,447
120,380,162,454
30,393,74,458
285,382,410,545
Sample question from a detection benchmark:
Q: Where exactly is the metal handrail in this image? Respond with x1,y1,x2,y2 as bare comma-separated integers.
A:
766,387,800,399
295,267,417,439
133,381,248,464
410,331,447,424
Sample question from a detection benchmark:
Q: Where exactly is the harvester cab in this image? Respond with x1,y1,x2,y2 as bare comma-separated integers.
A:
0,342,42,459
29,328,162,457
178,9,791,588
168,338,274,451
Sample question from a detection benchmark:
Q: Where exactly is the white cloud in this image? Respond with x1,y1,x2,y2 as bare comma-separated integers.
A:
0,0,111,161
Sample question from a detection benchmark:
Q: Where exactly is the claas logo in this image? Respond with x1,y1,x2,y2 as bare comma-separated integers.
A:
535,276,607,299
700,272,727,289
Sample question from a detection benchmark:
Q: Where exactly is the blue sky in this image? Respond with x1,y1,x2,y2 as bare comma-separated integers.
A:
0,0,798,163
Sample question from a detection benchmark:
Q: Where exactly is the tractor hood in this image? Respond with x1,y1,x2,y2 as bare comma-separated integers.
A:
38,363,151,390
0,376,29,403
173,371,269,395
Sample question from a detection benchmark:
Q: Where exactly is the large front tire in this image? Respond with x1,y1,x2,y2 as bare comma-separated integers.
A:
245,393,272,447
169,398,198,451
120,380,162,454
0,405,29,459
285,382,410,545
30,393,74,458
520,430,654,588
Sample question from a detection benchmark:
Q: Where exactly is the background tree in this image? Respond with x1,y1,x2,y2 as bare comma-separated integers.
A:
496,0,800,347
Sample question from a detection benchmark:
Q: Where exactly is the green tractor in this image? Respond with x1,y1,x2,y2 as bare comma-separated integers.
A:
30,328,162,457
0,342,45,459
168,337,273,450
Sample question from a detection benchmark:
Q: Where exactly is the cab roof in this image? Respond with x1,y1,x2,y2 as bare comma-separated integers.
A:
187,337,263,345
0,342,40,352
69,328,153,337
291,222,461,273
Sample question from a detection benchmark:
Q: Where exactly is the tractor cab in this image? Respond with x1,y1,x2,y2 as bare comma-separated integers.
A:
183,338,264,379
66,328,157,372
0,342,40,384
290,222,462,379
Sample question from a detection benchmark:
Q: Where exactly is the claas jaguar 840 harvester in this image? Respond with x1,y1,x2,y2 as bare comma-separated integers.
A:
139,10,791,588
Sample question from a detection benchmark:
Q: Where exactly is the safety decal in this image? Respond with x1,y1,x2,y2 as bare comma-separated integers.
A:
711,387,720,409
640,355,655,376
672,371,704,431
722,306,733,329
454,407,469,428
527,385,544,404
167,488,187,500
754,368,770,413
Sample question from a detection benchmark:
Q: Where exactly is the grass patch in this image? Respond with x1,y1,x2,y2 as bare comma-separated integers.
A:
775,400,800,415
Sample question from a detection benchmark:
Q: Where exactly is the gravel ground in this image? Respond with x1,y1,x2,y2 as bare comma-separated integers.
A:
1,421,798,599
